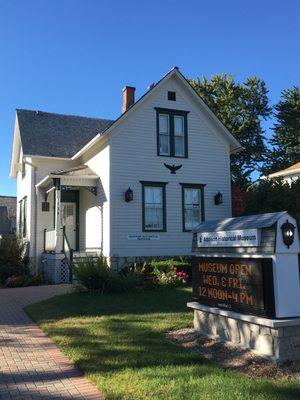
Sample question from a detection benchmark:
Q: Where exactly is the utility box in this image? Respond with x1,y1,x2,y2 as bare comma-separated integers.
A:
188,211,300,362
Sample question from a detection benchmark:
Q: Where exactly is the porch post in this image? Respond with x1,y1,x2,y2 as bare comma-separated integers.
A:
54,178,62,252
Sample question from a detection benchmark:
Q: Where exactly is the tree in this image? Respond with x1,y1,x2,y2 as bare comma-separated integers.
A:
243,178,300,220
262,86,300,175
190,74,271,188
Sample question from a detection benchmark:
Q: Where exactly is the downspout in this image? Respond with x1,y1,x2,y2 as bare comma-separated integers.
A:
23,159,38,272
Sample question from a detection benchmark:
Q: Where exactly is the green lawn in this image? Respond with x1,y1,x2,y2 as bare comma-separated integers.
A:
26,287,300,400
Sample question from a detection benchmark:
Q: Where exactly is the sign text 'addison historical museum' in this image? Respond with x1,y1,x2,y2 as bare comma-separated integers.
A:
197,229,259,248
192,257,275,317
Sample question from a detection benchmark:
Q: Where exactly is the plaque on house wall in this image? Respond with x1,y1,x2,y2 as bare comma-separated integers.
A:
42,202,50,212
192,257,275,318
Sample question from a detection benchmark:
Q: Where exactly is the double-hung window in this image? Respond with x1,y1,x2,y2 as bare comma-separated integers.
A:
158,114,170,155
141,181,167,232
18,197,27,238
174,115,185,156
156,108,188,158
181,184,205,231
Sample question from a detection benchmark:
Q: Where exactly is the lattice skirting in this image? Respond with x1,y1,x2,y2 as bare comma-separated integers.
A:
42,253,70,284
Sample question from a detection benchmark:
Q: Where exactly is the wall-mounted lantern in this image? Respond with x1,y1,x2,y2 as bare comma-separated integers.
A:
214,192,223,205
125,187,133,202
280,220,295,248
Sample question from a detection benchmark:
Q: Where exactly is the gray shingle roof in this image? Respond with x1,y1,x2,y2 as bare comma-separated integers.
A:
17,109,114,158
193,211,288,233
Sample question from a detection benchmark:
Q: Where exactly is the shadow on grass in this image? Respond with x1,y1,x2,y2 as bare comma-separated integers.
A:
26,287,300,400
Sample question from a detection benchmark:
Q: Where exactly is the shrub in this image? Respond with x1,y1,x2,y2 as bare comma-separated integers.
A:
151,258,190,287
0,235,25,284
5,274,44,288
73,258,142,293
243,178,300,220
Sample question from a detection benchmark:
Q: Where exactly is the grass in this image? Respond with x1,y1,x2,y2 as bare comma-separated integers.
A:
26,287,300,400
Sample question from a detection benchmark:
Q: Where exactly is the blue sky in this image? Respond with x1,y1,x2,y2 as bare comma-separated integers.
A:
0,0,299,196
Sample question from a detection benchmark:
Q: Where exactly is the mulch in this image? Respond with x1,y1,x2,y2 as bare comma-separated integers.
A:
166,328,300,381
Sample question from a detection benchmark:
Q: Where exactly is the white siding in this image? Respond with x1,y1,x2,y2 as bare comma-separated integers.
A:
16,150,33,255
79,188,101,252
109,75,232,257
82,142,110,257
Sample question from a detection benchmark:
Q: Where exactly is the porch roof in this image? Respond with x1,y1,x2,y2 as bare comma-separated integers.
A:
36,165,98,189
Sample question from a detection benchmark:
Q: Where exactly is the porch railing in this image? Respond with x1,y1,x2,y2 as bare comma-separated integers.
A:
62,226,73,283
44,229,56,252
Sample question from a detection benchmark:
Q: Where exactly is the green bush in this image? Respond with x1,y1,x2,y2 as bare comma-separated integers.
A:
150,258,191,286
0,235,25,284
5,274,44,288
73,258,141,293
244,178,300,220
151,259,189,287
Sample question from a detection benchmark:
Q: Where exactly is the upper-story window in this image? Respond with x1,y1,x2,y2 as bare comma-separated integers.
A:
155,108,189,158
168,91,176,101
158,114,170,155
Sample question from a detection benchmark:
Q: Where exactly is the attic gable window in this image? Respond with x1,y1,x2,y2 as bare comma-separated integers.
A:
168,91,176,101
155,107,189,158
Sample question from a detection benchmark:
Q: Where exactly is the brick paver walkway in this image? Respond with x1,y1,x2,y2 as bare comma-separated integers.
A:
0,285,102,399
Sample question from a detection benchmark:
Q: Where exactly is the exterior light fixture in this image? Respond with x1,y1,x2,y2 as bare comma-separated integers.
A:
125,187,133,202
214,192,223,205
280,220,295,248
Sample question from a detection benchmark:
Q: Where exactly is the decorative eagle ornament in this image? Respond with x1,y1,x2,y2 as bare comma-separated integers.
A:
164,163,182,174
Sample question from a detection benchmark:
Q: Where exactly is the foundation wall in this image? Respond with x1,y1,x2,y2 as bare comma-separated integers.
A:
188,302,300,363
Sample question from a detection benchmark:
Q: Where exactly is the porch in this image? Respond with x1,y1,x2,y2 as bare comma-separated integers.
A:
36,165,102,282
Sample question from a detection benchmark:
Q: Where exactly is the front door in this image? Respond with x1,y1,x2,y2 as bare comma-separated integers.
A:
61,202,77,249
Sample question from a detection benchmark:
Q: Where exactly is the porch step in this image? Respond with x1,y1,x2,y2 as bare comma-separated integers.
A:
72,251,99,260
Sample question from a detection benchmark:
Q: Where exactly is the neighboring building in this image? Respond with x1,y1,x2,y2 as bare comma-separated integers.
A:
268,162,300,184
9,67,241,276
0,195,16,235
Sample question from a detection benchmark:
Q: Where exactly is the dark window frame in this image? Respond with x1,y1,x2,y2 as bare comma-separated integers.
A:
140,181,168,232
155,107,189,158
180,183,205,232
168,91,176,101
18,196,27,238
21,160,26,179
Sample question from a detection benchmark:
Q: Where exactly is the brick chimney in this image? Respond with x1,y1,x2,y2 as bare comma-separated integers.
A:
122,86,135,113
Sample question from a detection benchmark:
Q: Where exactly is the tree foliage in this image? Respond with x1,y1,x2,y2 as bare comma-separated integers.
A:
262,86,300,175
190,74,271,187
0,235,25,284
243,179,300,220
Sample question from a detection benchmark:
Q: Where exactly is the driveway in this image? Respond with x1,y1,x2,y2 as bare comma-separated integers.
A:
0,285,102,399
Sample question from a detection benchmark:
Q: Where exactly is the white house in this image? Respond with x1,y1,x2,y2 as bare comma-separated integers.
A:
268,162,300,184
10,67,241,278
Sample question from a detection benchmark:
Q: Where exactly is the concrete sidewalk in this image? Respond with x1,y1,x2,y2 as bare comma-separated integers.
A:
0,285,102,399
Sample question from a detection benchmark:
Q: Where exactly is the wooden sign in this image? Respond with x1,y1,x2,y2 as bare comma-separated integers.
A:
192,257,275,317
42,202,50,212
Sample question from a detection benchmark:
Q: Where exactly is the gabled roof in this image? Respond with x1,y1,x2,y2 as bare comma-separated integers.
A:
16,109,114,158
0,196,17,218
72,67,242,159
193,211,288,233
269,162,300,178
11,67,242,174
